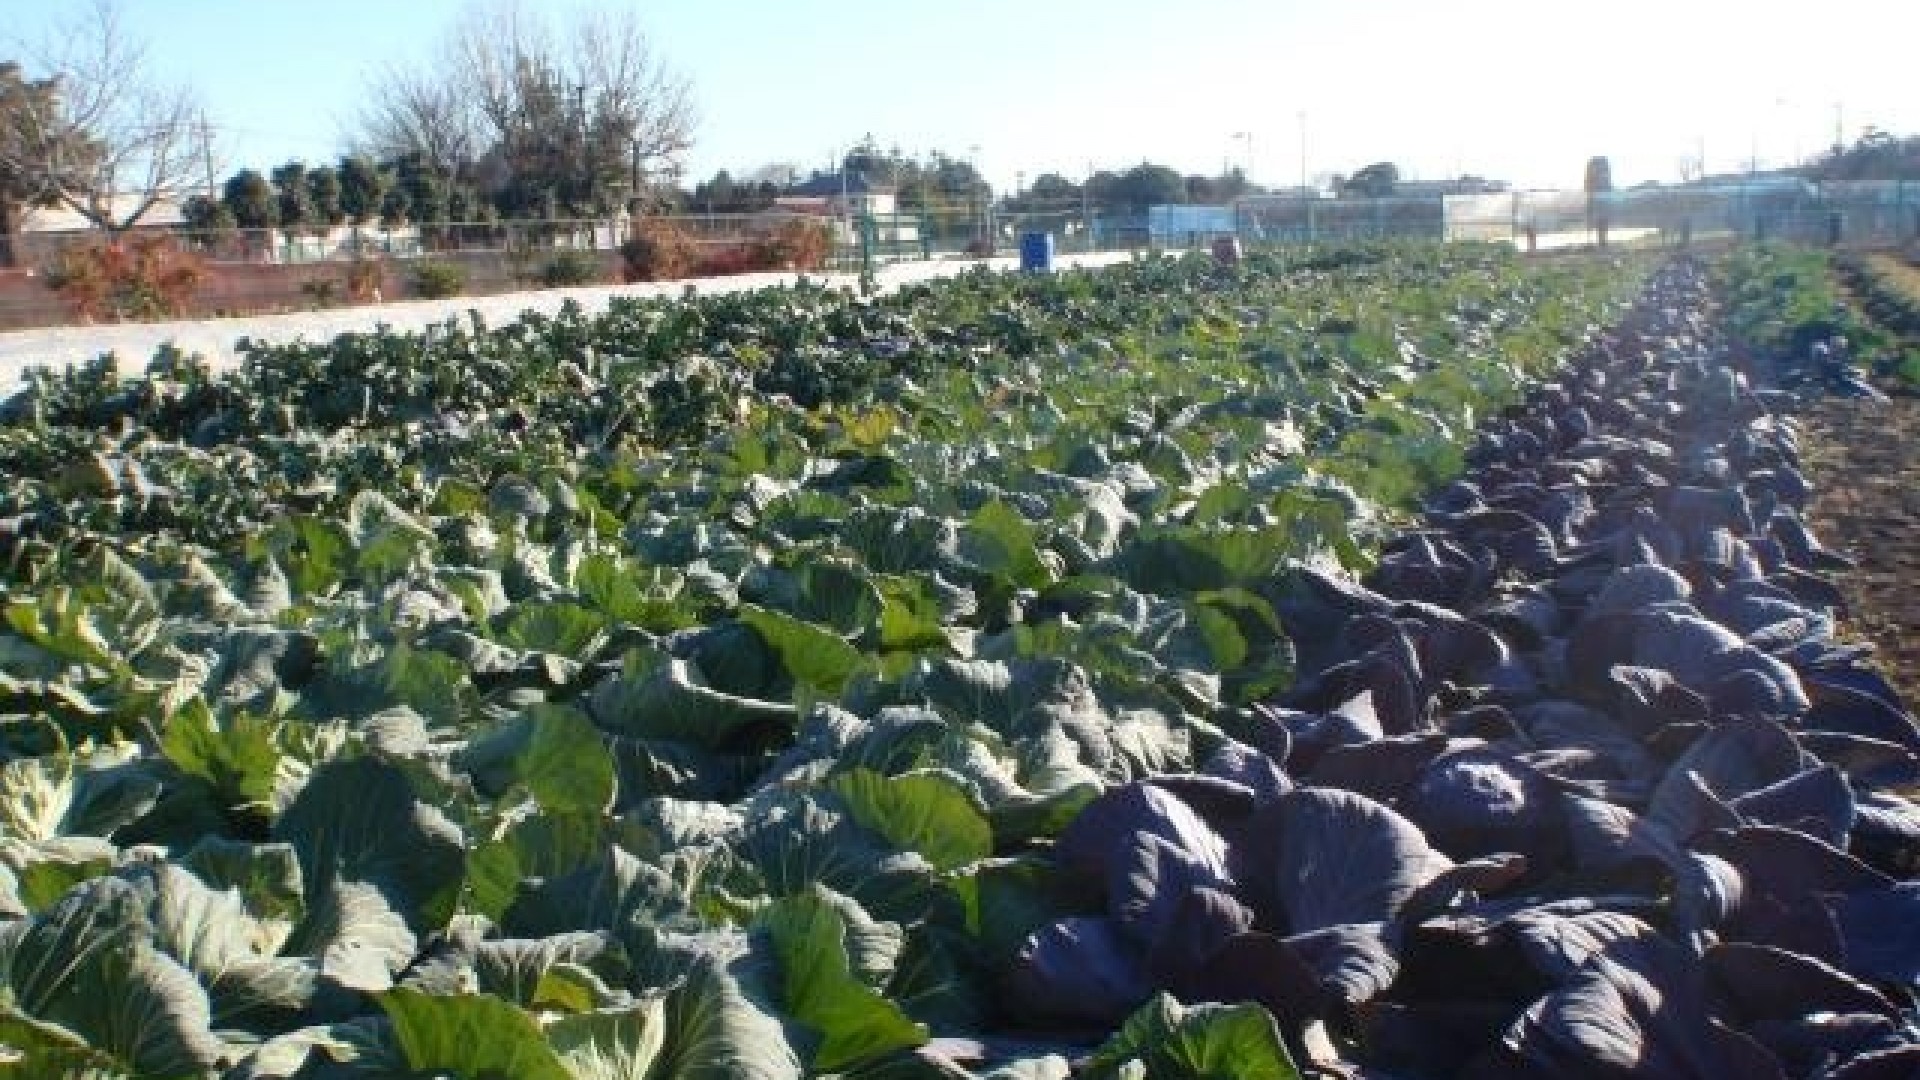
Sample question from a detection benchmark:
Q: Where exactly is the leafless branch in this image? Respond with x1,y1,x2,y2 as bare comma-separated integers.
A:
353,61,479,179
2,0,209,231
572,7,695,181
449,0,549,141
353,0,695,208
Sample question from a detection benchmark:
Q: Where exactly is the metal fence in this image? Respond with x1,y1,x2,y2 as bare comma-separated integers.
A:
1238,196,1446,245
11,181,1920,283
1443,182,1920,249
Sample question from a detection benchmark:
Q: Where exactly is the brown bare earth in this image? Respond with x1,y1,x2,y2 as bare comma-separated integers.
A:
1800,394,1920,708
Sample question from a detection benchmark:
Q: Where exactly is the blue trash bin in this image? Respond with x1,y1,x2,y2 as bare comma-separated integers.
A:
1019,231,1054,273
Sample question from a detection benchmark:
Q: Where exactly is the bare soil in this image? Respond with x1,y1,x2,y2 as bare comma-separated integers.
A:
1799,393,1920,708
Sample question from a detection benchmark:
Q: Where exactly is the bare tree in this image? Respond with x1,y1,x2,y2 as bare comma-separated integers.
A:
445,0,544,144
0,0,212,232
352,60,480,181
355,0,695,218
568,7,694,203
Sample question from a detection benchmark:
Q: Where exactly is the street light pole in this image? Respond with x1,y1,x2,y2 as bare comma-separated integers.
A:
1297,111,1307,193
1083,163,1094,253
968,144,983,249
1231,131,1254,180
1298,110,1313,243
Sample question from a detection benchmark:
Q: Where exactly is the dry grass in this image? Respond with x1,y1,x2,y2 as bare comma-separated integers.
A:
1867,252,1920,305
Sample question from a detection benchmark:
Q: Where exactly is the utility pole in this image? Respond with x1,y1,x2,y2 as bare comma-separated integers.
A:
199,110,216,200
1231,131,1254,182
969,144,982,249
573,83,588,223
629,140,641,215
1084,162,1094,253
1297,111,1307,194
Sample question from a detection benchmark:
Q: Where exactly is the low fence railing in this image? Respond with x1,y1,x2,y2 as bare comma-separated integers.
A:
7,184,1918,328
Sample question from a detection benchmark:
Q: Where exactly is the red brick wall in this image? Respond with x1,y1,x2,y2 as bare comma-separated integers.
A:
0,249,626,331
0,268,65,329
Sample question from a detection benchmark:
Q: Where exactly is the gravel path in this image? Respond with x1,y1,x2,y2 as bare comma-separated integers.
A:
0,252,1133,396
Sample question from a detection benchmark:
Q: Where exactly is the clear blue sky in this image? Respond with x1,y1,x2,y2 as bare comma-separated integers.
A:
12,0,1920,193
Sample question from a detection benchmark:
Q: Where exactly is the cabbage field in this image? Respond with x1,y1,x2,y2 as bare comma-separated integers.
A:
0,244,1913,1078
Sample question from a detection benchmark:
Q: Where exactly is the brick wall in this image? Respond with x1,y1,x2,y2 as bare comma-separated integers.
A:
0,249,627,331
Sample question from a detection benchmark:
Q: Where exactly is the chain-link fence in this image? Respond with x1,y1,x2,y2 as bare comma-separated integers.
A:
7,181,1918,328
1443,182,1920,249
12,181,1918,272
1237,196,1446,244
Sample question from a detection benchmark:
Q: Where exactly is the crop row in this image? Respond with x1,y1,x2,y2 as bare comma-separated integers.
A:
1836,251,1920,347
1721,245,1920,391
1054,255,1920,1076
0,246,1663,1077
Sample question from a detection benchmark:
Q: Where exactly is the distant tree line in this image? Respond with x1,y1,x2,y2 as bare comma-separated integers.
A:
679,153,1518,221
1808,128,1920,184
180,152,494,242
678,156,1264,221
1000,164,1255,214
17,0,696,254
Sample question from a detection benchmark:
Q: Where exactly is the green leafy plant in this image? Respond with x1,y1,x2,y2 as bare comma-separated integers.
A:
540,247,606,288
1833,250,1920,385
1717,244,1920,387
409,257,467,299
0,243,1670,1077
